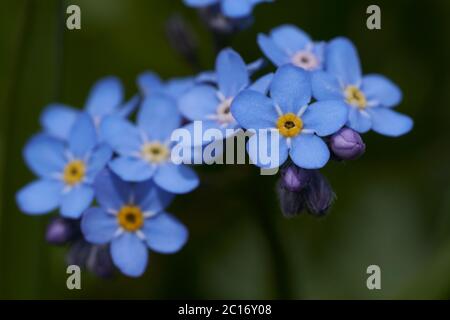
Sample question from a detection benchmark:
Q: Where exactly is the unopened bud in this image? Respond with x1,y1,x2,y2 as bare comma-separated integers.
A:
280,164,312,192
45,217,79,245
329,127,366,160
304,171,335,216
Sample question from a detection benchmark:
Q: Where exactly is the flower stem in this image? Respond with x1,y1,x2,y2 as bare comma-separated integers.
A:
250,175,294,299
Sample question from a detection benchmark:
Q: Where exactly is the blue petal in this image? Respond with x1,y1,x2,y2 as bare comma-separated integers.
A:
164,77,195,99
179,120,231,147
196,71,217,84
60,184,94,218
116,95,140,118
302,100,348,136
137,94,182,141
93,169,131,211
85,76,124,117
86,144,112,180
249,73,273,94
24,134,66,178
16,179,62,215
231,90,277,130
289,134,330,169
221,0,253,18
111,233,148,277
81,207,118,244
40,104,79,140
270,24,311,54
109,157,156,182
137,71,163,96
134,180,175,213
154,163,199,194
362,74,402,107
326,37,362,86
216,48,249,97
100,116,141,156
246,58,265,75
257,34,290,67
183,0,219,7
270,65,312,113
347,107,372,133
367,107,413,137
142,212,188,254
247,130,289,169
69,113,97,158
312,41,326,70
179,85,219,121
311,71,344,101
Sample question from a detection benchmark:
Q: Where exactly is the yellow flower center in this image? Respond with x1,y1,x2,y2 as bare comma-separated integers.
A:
63,160,86,186
345,86,367,109
117,205,144,232
276,113,303,137
141,142,169,164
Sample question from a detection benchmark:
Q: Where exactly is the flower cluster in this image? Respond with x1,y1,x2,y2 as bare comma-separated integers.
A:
16,1,413,279
17,77,196,277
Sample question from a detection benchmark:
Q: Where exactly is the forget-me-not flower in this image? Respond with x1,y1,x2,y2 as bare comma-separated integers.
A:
100,93,199,194
312,37,413,136
40,77,138,140
81,169,188,277
258,24,325,71
16,113,112,218
183,0,273,19
179,48,273,146
231,64,348,169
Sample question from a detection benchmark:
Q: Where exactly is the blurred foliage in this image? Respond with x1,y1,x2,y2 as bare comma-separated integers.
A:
1,0,450,299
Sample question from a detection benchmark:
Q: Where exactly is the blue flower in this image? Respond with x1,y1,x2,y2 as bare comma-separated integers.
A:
312,37,413,136
183,0,273,19
258,24,325,71
16,113,112,218
231,64,348,169
40,77,138,140
81,169,188,277
100,93,199,194
179,48,273,146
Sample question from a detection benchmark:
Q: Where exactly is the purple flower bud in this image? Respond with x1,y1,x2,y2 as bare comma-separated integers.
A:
280,164,312,192
67,239,90,267
45,217,79,245
86,245,115,279
304,171,335,216
276,180,305,218
67,240,115,279
330,127,366,161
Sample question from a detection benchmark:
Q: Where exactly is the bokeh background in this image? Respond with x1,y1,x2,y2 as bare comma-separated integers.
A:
1,0,449,299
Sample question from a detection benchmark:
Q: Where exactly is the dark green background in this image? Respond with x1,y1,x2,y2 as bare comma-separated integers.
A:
0,0,449,299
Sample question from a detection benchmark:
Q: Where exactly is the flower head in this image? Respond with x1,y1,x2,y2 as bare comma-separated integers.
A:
231,64,348,169
100,93,199,194
16,113,112,218
312,37,413,136
179,48,273,147
40,77,138,140
81,169,188,277
258,25,325,70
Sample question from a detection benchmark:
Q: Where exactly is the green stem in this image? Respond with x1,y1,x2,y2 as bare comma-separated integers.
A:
250,174,293,299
